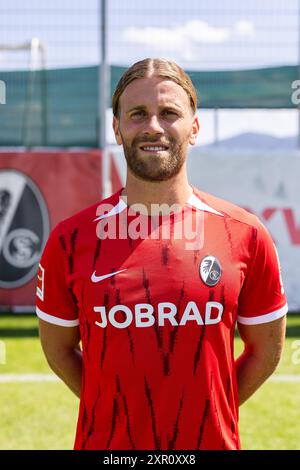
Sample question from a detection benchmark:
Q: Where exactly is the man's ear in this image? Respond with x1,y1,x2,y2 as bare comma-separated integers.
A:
113,116,122,145
189,115,200,146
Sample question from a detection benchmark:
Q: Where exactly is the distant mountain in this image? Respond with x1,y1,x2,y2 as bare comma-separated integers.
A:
202,132,298,150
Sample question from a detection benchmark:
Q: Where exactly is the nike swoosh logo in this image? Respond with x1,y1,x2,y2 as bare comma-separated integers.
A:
91,268,127,283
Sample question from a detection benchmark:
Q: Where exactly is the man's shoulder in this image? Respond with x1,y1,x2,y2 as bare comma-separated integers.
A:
55,190,121,234
193,187,261,229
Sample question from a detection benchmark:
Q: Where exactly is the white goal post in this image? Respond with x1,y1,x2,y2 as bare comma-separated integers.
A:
0,38,47,147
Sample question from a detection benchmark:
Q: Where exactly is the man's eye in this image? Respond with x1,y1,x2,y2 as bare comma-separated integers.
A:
162,110,177,116
131,111,145,118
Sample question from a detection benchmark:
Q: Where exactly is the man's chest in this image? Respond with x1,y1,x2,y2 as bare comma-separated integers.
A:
67,230,248,329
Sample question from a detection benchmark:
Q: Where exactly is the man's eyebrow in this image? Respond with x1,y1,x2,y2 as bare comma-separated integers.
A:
126,103,184,115
161,103,183,111
126,105,146,114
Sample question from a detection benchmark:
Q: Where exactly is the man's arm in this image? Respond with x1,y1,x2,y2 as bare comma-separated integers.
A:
235,316,286,406
38,319,82,398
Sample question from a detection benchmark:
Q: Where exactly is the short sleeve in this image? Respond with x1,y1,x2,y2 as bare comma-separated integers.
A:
36,223,79,327
237,221,288,325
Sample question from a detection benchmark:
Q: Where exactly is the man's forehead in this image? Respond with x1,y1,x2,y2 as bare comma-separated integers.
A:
120,76,190,107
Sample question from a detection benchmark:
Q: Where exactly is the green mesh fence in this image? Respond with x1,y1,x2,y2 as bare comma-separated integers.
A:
0,65,297,147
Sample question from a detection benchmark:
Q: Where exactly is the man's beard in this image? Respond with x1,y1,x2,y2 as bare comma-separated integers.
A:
121,133,187,182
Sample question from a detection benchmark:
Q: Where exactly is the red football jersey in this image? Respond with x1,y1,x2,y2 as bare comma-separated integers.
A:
36,187,287,450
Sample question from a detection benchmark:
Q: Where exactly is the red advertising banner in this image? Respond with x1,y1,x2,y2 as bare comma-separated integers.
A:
0,150,122,310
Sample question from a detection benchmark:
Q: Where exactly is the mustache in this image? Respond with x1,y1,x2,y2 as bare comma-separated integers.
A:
132,135,174,146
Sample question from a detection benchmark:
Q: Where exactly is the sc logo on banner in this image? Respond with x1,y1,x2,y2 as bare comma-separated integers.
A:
0,169,49,288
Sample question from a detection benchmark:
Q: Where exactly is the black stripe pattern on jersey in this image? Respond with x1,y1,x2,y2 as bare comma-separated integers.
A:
169,282,185,355
162,284,185,376
144,377,161,449
250,226,258,258
224,217,234,255
117,376,136,450
58,234,67,253
142,269,163,350
220,285,226,312
70,228,78,254
100,290,109,369
82,385,101,449
193,324,206,376
58,229,79,275
211,370,226,449
105,375,136,450
80,287,91,362
116,288,135,362
193,290,215,376
161,244,169,266
162,353,170,376
68,228,79,274
92,239,101,269
122,393,136,450
110,267,117,286
168,393,184,450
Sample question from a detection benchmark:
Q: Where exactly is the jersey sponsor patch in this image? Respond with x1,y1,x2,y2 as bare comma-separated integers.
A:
200,256,222,287
94,301,224,328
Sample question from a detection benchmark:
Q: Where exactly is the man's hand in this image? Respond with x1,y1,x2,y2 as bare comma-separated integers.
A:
38,319,82,398
235,316,286,406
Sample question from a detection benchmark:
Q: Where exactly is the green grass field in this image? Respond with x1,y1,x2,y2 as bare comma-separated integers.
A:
0,314,300,450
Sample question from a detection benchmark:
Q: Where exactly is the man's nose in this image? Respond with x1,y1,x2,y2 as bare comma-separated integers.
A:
144,114,164,134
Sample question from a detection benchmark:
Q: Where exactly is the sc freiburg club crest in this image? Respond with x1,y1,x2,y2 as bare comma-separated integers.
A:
0,169,49,288
200,256,222,287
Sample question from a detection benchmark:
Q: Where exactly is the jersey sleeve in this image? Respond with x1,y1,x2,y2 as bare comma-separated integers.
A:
36,223,79,327
237,220,288,325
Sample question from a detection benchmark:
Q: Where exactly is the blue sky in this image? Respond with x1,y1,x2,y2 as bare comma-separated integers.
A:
0,0,298,70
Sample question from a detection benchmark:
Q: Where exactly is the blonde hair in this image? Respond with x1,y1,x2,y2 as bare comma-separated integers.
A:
112,58,197,117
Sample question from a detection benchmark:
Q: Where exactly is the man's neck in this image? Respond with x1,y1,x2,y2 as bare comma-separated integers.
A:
121,168,193,214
